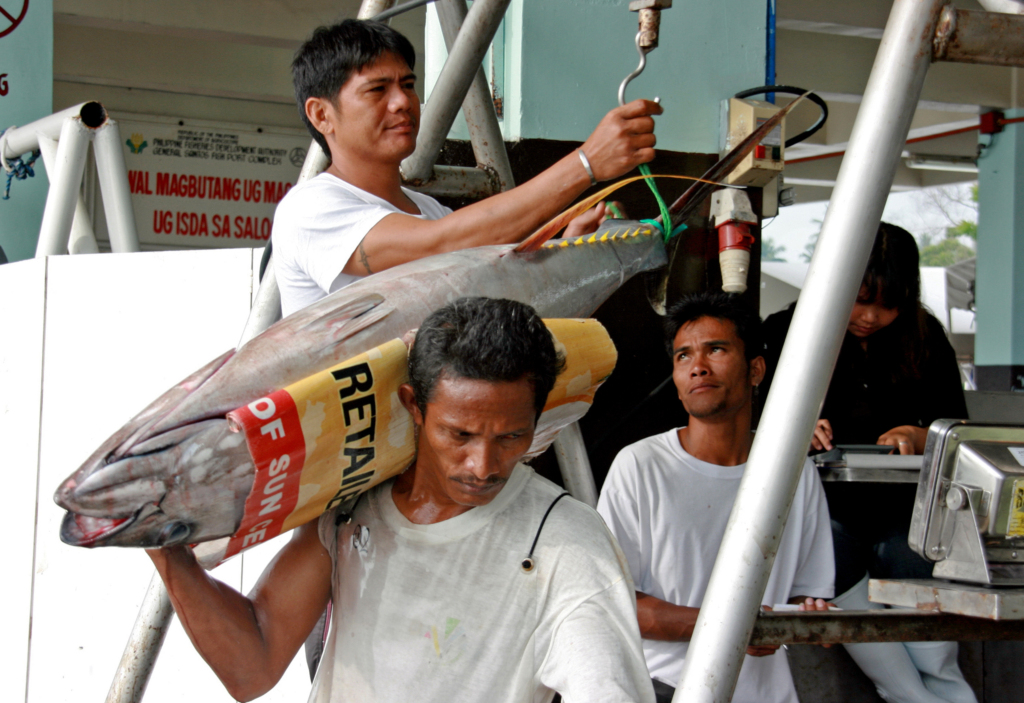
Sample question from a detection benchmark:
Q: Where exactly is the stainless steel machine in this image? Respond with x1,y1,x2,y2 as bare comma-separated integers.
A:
910,419,1024,586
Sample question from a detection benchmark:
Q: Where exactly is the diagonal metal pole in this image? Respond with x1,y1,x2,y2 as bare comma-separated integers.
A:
673,0,946,700
401,0,511,182
35,117,94,257
435,0,515,191
93,119,142,254
35,135,100,255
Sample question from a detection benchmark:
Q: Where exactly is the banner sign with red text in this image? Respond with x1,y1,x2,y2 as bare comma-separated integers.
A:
195,319,618,566
116,118,310,249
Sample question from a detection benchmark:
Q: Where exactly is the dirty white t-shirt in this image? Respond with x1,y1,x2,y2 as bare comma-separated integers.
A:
597,429,834,703
311,464,654,703
272,172,451,317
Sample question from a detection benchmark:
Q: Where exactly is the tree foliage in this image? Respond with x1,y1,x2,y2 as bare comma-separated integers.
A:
919,183,977,266
761,237,786,262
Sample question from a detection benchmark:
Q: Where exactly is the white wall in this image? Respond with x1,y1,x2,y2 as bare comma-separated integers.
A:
1,249,311,702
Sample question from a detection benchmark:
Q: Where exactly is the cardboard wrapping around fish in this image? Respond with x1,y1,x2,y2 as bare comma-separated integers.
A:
190,318,616,566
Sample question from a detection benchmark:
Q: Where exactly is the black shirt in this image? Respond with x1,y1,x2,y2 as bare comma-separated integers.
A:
760,305,968,586
761,304,967,446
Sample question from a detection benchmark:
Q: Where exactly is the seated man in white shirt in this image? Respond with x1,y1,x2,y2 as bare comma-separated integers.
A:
147,296,655,703
274,19,661,316
597,292,835,703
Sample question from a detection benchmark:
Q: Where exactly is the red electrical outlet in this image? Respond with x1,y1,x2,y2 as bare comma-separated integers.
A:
980,110,1004,135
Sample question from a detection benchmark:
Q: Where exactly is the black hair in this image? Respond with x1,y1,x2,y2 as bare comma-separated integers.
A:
863,222,921,312
860,222,929,381
292,20,416,158
663,292,764,362
408,297,566,419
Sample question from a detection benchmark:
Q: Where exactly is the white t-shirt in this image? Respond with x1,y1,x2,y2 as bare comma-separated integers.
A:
272,172,451,317
311,464,654,703
596,429,834,703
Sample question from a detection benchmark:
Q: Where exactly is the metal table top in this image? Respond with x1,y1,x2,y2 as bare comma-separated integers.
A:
816,454,923,483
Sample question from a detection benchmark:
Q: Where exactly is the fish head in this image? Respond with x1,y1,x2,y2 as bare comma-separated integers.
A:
54,291,395,550
56,418,254,548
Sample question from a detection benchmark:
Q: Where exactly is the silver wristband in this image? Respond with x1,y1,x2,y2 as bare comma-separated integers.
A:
577,149,598,187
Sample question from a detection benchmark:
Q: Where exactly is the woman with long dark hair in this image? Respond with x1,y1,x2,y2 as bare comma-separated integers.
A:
762,223,975,703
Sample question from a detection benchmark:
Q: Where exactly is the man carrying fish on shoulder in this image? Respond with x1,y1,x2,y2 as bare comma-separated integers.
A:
273,19,662,317
147,296,656,702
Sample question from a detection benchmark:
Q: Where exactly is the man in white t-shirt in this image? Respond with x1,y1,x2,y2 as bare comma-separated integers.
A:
597,292,835,703
147,297,654,703
274,19,662,316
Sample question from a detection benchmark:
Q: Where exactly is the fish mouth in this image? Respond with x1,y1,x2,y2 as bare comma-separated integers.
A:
60,510,136,547
60,503,196,548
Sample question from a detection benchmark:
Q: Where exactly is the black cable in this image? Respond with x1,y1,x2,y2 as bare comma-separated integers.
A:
372,0,437,22
334,492,366,526
521,492,570,572
733,85,828,148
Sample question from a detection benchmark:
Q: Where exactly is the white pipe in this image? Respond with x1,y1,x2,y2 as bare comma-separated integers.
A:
977,0,1024,14
105,573,174,703
238,258,284,346
402,0,511,182
2,102,105,160
36,135,99,255
673,0,945,701
93,120,141,253
298,141,330,182
35,117,93,257
552,422,598,508
359,0,396,20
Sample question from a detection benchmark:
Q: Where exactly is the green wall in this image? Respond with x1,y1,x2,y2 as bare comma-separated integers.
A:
427,0,766,154
976,108,1024,372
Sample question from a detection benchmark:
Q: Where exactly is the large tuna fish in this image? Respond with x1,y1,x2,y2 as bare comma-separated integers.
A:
54,222,667,549
53,96,803,551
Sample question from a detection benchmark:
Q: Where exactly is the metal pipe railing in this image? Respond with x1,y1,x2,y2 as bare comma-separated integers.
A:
36,117,94,257
36,135,100,255
406,163,501,198
1,102,105,160
435,0,515,191
401,0,510,182
93,120,141,253
933,7,1024,67
673,1,947,701
360,0,397,21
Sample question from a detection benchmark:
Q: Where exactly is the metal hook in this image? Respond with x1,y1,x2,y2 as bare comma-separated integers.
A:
618,32,649,107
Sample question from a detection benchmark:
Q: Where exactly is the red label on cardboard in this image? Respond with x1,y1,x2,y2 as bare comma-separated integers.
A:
223,390,306,559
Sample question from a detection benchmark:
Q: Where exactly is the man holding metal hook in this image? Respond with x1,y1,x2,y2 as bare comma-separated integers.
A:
273,19,661,317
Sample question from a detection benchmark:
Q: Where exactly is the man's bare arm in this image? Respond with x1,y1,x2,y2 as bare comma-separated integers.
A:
147,522,333,701
636,591,700,642
637,591,781,657
344,99,661,276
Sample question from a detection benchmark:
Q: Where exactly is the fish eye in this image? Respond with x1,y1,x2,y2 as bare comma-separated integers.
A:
159,521,192,545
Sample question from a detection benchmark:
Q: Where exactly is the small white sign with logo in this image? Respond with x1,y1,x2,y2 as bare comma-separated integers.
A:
117,117,310,249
